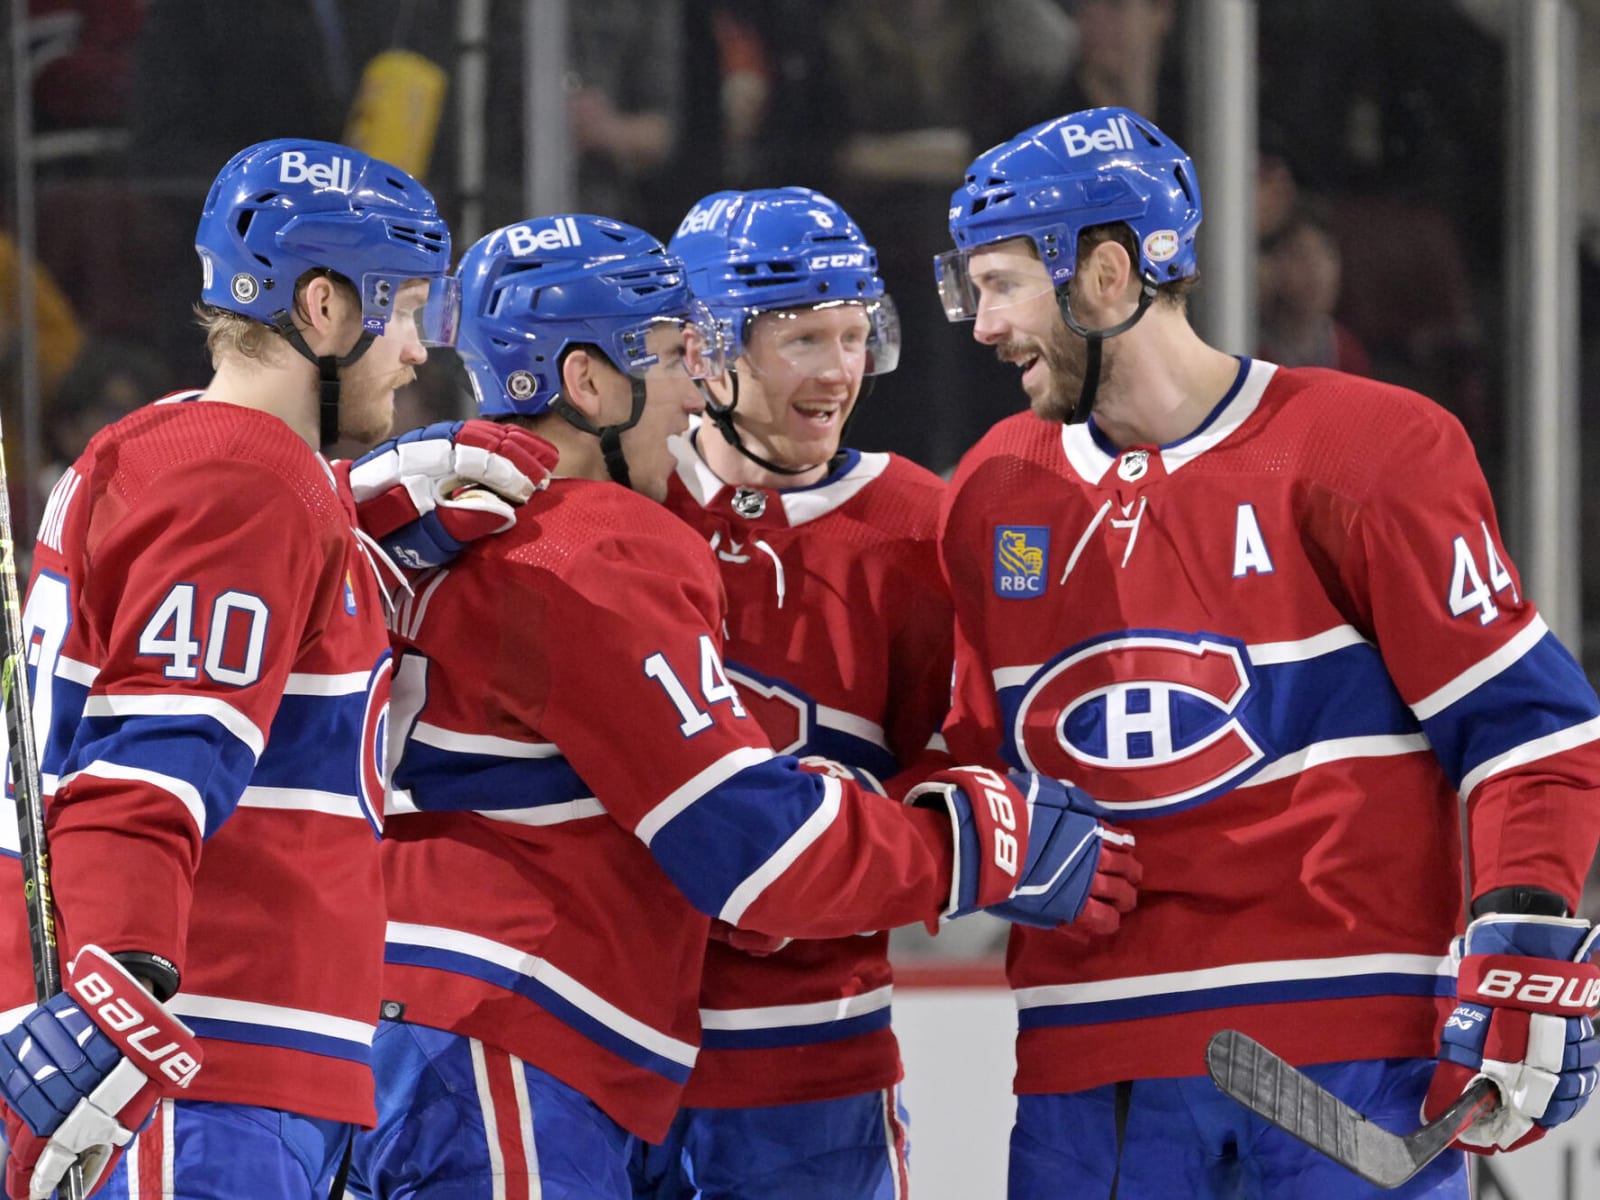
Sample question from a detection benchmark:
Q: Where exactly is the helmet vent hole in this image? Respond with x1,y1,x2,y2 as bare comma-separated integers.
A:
1174,165,1196,206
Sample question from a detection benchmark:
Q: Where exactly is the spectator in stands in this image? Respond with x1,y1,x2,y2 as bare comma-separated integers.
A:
1257,203,1371,376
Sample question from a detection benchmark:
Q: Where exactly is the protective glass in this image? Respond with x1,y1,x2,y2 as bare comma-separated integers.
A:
613,300,727,382
743,297,901,378
363,274,462,347
933,247,1056,322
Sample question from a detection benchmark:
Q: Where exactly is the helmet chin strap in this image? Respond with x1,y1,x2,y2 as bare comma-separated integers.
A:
552,376,649,490
272,314,376,449
1054,275,1158,425
701,370,861,479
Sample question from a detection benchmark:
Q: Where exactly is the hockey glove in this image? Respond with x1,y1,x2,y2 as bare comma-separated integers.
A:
348,419,559,570
0,945,202,1200
1424,914,1600,1153
905,767,1140,932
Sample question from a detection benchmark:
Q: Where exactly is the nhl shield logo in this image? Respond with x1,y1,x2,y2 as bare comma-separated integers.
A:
1118,450,1150,481
732,486,768,518
994,526,1049,598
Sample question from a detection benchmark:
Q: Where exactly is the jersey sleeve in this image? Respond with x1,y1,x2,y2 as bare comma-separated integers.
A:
528,526,955,939
1340,407,1600,909
45,456,336,970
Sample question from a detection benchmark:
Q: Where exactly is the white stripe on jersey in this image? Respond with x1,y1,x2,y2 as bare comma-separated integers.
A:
1411,615,1548,721
1237,733,1429,788
84,692,265,759
238,785,367,820
56,654,98,687
635,746,775,846
699,982,893,1031
477,798,607,827
1012,952,1451,1011
283,670,373,696
63,761,208,837
411,723,564,759
387,922,699,1068
469,1039,511,1200
1246,625,1370,664
719,774,843,925
816,704,888,749
165,992,376,1048
1459,713,1600,801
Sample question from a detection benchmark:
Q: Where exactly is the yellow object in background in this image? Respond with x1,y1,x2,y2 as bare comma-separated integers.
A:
344,50,448,179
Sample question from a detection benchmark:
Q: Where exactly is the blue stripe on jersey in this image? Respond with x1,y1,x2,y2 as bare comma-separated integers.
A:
699,1007,893,1051
647,756,830,918
1017,970,1451,1030
252,691,370,795
181,1016,372,1065
393,742,591,812
66,712,257,835
1420,631,1600,790
39,676,91,778
384,941,692,1084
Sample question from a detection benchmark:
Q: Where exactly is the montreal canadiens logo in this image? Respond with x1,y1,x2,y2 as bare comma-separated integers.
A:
727,664,810,753
356,652,393,837
1011,633,1264,811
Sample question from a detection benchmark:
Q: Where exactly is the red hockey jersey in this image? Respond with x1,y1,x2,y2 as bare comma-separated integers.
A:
0,398,394,1125
378,477,955,1140
661,435,952,1108
941,359,1600,1096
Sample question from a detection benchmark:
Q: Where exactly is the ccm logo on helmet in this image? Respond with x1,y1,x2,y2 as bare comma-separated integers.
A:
1471,966,1600,1012
810,253,866,270
278,150,353,192
675,197,733,238
75,971,201,1088
507,218,584,256
952,765,1020,877
1061,114,1135,158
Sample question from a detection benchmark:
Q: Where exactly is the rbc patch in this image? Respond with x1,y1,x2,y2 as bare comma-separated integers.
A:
994,526,1050,598
344,570,358,616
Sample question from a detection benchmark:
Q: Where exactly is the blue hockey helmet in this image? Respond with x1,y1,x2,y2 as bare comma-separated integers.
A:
195,138,459,345
455,214,723,418
934,107,1201,321
669,188,900,375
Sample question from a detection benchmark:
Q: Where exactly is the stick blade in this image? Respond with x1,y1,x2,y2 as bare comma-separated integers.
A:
1205,1030,1491,1190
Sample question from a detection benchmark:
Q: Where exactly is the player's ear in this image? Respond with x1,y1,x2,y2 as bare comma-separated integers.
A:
295,273,357,350
559,347,610,424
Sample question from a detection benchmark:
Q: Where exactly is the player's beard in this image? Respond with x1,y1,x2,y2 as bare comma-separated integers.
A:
339,367,413,445
1001,319,1104,424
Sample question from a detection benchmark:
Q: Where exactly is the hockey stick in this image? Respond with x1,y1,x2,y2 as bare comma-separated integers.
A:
1205,1029,1497,1190
0,451,86,1200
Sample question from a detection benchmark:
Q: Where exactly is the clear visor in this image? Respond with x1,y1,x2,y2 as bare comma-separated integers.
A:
362,274,462,347
933,248,1056,322
742,297,901,378
611,300,727,382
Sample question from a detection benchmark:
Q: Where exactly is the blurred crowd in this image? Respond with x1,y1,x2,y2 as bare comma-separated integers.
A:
5,0,1600,927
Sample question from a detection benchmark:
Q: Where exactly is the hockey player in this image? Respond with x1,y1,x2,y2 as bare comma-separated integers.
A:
931,105,1600,1199
0,139,552,1200
347,215,1142,1200
623,188,947,1199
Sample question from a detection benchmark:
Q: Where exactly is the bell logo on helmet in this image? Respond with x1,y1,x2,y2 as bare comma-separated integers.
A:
278,149,354,192
1061,114,1136,158
675,197,732,238
506,218,583,257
